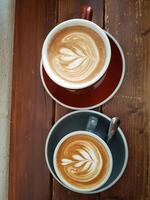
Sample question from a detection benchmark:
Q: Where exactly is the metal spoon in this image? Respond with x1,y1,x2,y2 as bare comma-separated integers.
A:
106,117,121,143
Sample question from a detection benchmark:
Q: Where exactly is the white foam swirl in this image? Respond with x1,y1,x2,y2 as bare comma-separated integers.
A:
52,32,99,82
61,140,103,182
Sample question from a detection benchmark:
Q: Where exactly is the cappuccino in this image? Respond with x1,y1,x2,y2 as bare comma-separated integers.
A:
47,26,106,84
54,131,112,191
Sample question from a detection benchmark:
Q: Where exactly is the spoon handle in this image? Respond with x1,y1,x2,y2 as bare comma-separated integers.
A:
107,117,120,143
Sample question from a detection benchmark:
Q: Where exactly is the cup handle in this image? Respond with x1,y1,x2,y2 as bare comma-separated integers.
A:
86,116,98,133
81,6,93,21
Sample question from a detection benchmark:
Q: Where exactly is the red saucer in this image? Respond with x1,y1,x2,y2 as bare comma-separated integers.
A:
40,32,125,110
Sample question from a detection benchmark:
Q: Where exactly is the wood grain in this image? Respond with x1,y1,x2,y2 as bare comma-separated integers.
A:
101,0,150,199
8,0,58,199
52,0,104,199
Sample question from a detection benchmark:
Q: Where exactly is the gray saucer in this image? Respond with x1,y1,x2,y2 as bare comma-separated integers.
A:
45,110,128,194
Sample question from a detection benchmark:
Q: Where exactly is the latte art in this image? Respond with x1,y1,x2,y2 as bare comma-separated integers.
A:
61,140,102,182
54,133,111,190
47,26,106,84
53,32,99,82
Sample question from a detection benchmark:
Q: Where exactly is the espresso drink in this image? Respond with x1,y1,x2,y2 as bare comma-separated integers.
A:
54,132,110,190
47,26,106,84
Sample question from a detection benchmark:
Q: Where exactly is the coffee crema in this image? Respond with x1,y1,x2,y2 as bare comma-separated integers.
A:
47,26,106,84
54,133,110,190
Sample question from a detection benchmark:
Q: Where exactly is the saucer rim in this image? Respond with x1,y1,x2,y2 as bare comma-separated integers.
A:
45,110,128,194
40,31,125,110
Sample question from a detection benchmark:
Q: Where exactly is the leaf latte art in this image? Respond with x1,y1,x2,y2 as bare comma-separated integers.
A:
47,26,106,84
61,140,102,182
52,33,99,82
55,133,110,190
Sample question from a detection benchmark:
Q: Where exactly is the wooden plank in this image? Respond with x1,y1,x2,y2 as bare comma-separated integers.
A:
8,0,58,199
101,0,150,199
52,0,104,199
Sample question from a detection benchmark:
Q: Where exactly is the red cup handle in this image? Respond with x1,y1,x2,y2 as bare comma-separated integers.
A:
81,6,93,21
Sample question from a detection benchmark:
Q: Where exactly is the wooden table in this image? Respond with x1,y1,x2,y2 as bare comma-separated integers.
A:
9,0,150,199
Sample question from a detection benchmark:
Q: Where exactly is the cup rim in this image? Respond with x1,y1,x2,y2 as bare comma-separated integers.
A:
45,110,128,194
42,19,111,89
53,130,113,192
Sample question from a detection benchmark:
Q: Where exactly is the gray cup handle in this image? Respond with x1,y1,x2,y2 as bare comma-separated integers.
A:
86,116,98,133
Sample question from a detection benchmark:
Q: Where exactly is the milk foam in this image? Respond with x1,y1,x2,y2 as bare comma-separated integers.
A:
52,32,99,82
61,140,103,183
48,26,106,84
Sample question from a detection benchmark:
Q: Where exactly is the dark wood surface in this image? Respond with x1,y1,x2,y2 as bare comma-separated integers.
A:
9,0,150,200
